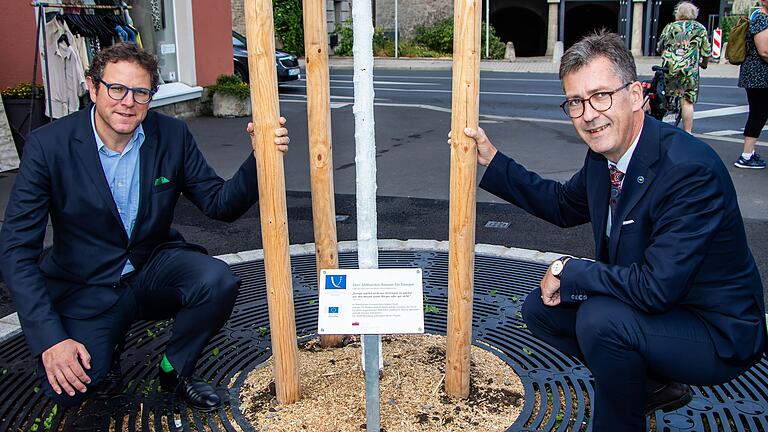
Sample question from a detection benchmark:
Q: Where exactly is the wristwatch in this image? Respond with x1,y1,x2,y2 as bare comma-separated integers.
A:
549,257,570,279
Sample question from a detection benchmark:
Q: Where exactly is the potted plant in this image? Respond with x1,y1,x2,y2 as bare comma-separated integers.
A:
1,82,46,157
209,74,251,117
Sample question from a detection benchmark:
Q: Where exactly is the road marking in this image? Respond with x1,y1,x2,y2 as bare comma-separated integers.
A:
329,79,439,86
331,74,561,83
707,130,743,136
325,85,565,98
697,102,739,107
694,105,749,119
281,98,763,147
697,134,768,147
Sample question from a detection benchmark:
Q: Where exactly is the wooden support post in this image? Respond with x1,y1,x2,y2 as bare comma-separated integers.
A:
303,0,342,349
244,0,300,404
445,0,480,399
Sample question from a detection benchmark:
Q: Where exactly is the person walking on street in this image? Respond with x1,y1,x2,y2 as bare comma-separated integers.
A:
458,31,766,431
735,0,768,169
0,43,290,411
656,1,711,133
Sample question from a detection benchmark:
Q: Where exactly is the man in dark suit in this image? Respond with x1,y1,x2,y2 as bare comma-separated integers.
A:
460,32,765,431
0,43,289,411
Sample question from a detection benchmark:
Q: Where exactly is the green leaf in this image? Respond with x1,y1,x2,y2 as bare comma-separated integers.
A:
523,346,534,356
489,289,497,295
308,299,317,305
212,347,220,356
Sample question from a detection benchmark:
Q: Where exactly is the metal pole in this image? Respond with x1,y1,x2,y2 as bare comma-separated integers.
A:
352,0,381,428
31,5,44,133
558,0,565,42
485,0,489,58
395,0,398,58
364,334,381,432
643,0,653,55
38,5,53,122
626,0,632,48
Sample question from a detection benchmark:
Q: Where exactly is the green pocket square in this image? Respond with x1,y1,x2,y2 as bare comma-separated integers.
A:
153,176,171,186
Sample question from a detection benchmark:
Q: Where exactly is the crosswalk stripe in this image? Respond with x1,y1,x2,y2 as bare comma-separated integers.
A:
707,130,743,136
694,105,749,119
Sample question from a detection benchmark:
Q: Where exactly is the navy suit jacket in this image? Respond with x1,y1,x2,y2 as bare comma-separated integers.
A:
0,108,259,357
480,115,765,364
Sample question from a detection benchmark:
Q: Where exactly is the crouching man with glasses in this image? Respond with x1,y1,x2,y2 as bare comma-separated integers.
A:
456,31,766,431
0,43,291,412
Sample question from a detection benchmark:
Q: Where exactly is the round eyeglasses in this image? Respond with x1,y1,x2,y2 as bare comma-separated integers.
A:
560,82,632,119
97,79,156,104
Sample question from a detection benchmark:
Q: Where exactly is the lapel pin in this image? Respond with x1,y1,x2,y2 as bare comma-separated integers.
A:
637,176,645,184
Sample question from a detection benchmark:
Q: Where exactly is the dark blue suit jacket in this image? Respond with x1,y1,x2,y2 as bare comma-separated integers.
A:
0,108,259,357
480,115,765,364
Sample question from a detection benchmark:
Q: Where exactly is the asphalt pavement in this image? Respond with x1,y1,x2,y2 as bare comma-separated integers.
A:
0,58,766,320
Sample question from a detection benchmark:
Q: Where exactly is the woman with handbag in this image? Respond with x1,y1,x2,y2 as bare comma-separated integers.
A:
657,1,711,134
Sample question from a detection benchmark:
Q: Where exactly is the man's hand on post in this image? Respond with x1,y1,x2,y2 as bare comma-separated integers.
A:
447,127,498,166
41,339,91,396
540,269,562,307
246,116,290,154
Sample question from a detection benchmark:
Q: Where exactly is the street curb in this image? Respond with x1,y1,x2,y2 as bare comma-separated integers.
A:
0,240,564,343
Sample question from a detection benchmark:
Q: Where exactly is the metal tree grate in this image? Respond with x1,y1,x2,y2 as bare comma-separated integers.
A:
1,250,767,431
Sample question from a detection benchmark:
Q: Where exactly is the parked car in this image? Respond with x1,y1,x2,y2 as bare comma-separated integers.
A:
232,31,300,83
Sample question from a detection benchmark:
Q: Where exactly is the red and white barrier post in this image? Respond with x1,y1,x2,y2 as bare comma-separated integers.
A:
712,28,722,60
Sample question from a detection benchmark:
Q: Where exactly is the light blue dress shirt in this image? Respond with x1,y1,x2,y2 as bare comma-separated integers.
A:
91,107,145,275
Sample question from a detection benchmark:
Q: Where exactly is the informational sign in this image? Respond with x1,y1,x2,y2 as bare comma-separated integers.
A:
160,43,176,55
318,268,424,335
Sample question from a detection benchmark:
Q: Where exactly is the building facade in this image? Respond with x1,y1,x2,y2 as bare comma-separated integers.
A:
374,0,731,57
0,0,234,114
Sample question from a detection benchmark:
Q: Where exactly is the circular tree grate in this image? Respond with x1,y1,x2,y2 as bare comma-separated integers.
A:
1,250,767,431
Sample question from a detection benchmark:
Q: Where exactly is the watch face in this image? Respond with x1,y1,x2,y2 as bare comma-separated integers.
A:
551,260,564,277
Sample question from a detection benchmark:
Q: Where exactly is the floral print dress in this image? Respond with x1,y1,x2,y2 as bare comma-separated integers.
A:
657,20,712,103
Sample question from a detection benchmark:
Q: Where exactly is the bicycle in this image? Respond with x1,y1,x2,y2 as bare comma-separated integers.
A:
641,65,682,127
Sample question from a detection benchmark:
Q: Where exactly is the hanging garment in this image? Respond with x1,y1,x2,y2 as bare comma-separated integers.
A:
40,18,87,118
74,33,91,70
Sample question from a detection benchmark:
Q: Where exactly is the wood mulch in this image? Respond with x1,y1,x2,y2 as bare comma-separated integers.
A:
236,334,524,432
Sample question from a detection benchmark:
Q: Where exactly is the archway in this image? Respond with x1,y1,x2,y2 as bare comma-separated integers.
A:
490,6,547,57
565,3,619,49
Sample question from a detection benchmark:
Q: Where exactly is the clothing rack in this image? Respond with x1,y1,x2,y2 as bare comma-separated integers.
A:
30,2,131,10
29,1,132,127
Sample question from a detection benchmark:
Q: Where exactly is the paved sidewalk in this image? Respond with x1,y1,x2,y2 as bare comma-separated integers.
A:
324,55,740,78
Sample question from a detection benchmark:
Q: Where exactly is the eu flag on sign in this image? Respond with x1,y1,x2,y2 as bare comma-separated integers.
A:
328,306,339,314
325,274,346,289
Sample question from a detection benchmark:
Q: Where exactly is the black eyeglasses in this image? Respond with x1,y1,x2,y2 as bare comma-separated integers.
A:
96,79,156,104
560,82,632,119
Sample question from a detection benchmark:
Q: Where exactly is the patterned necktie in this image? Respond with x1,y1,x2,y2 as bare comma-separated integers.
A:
609,165,624,222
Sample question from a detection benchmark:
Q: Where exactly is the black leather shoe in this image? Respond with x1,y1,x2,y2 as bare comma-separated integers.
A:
159,368,221,412
94,356,123,399
645,382,692,415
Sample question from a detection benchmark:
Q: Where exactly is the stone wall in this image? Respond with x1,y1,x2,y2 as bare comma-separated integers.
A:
152,97,206,119
732,0,757,14
232,0,246,35
375,0,453,39
0,100,20,172
231,0,351,46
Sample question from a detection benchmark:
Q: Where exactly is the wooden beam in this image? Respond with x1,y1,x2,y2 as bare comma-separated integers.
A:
445,0,480,399
303,0,342,349
244,0,300,404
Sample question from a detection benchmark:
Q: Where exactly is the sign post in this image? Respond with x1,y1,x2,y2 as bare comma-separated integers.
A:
318,269,425,432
